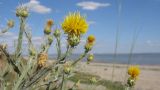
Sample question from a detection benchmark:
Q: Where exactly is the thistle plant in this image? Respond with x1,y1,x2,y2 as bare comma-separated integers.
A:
0,5,96,90
125,66,140,90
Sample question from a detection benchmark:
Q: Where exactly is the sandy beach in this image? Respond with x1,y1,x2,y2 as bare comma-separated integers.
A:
76,62,160,90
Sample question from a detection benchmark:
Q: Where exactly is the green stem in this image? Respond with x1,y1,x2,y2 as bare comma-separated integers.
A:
15,17,26,58
0,26,10,35
60,73,65,90
13,57,33,90
56,36,61,60
59,44,71,63
72,51,87,66
124,29,139,83
43,35,51,53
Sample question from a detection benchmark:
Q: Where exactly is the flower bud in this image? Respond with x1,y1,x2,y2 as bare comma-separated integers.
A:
44,26,51,35
63,63,72,74
84,43,93,52
29,48,36,56
87,35,95,44
68,34,80,47
53,29,61,37
84,35,96,52
48,35,53,45
87,54,94,64
90,77,97,84
127,77,136,87
16,6,29,18
7,20,14,28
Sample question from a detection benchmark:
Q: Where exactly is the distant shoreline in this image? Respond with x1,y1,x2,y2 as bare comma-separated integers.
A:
76,62,160,90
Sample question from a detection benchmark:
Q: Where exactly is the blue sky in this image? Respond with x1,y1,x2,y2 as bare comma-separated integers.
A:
0,0,160,54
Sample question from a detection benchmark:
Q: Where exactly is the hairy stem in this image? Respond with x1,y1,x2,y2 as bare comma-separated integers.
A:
56,36,61,60
14,57,33,90
72,51,87,66
15,17,26,58
60,73,65,90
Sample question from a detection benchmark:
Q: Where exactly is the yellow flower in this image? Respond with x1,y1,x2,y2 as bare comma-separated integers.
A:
62,12,88,36
128,66,140,78
87,35,95,44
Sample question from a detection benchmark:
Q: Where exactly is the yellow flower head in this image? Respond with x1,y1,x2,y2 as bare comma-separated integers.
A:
62,12,88,36
87,35,95,44
128,66,140,78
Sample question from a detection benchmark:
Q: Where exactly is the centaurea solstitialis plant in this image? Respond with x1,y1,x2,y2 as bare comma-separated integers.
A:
0,5,95,90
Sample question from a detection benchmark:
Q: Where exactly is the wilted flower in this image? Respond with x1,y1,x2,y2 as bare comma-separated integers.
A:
7,20,14,28
128,66,140,79
0,43,7,49
87,54,94,64
62,12,88,36
47,19,54,27
37,53,48,68
44,19,54,35
16,5,29,18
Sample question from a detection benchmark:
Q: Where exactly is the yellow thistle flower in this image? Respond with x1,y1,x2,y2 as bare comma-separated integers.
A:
128,66,140,78
62,12,88,36
37,53,48,68
87,35,95,44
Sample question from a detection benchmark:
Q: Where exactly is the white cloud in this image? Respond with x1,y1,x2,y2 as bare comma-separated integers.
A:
77,1,111,10
146,40,160,47
88,21,96,25
24,0,51,14
0,32,15,38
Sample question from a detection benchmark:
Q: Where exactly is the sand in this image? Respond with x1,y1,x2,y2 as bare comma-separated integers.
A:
76,62,160,90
